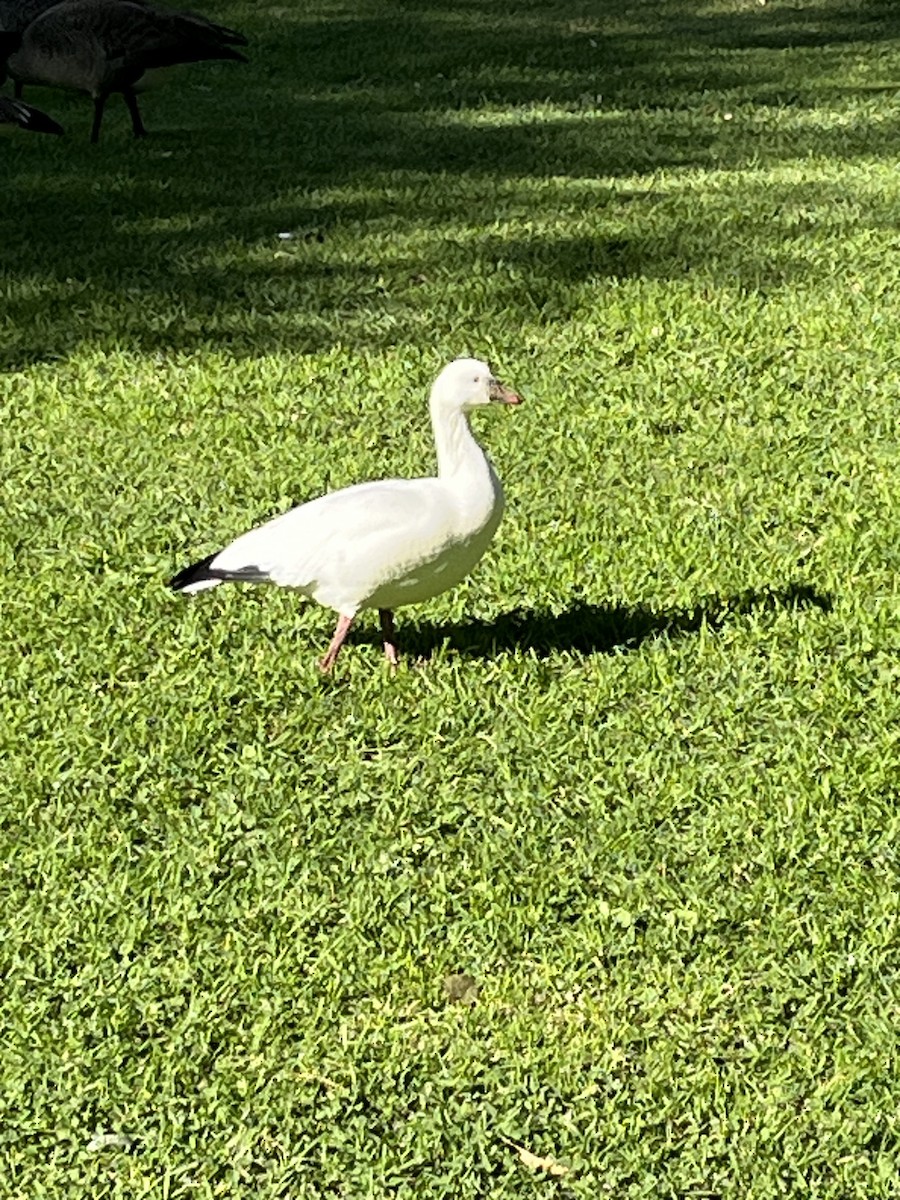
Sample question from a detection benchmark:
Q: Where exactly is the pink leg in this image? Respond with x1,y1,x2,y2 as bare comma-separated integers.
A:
379,609,399,667
319,613,354,672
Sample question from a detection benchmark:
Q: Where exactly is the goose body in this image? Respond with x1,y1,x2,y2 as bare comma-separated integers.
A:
0,91,61,129
4,0,247,141
169,358,523,671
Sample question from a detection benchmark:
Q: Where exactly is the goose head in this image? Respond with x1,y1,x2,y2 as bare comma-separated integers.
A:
0,33,22,84
431,357,522,415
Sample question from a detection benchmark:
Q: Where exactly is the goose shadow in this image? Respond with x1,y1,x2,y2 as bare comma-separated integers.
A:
395,582,833,661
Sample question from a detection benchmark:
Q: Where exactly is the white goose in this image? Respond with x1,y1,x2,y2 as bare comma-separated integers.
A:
169,358,523,670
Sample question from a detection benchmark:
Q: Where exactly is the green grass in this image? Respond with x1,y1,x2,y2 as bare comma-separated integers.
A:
4,0,900,1194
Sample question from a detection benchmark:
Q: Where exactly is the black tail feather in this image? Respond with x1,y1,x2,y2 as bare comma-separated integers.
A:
20,104,64,135
168,553,269,591
0,96,63,134
168,552,219,591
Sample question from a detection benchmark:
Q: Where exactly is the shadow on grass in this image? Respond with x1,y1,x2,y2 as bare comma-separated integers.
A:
400,582,833,660
4,0,900,365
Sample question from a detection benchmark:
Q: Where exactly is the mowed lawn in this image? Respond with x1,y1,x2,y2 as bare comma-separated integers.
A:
3,0,900,1194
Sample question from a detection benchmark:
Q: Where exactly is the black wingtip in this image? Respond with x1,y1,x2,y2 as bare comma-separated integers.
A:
215,25,248,47
168,552,218,591
0,97,63,135
22,107,64,136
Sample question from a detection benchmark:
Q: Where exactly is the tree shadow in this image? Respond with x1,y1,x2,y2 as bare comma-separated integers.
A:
396,582,833,660
3,0,900,365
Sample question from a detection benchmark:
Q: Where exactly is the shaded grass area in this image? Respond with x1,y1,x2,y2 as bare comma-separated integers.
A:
372,583,834,658
4,0,900,1196
4,0,900,364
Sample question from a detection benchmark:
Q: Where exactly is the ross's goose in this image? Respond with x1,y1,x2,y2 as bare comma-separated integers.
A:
169,358,523,671
3,0,247,142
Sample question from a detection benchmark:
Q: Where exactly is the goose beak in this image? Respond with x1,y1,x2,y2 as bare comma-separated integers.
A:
489,379,523,406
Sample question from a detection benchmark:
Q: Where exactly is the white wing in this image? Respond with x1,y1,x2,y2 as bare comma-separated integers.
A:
211,477,465,612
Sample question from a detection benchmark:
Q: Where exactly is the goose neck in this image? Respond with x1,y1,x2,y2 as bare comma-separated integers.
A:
431,404,486,482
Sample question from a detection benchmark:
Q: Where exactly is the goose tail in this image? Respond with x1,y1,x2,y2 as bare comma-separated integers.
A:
169,550,271,593
0,96,63,134
164,12,249,63
168,552,224,594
